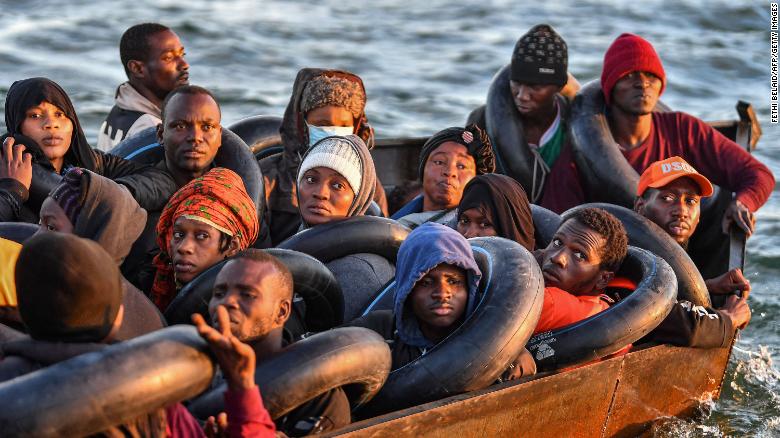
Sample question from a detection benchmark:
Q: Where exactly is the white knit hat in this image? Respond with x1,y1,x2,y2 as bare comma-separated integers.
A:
297,136,363,195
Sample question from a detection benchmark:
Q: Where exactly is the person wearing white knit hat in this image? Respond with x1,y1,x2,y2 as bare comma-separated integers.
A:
296,134,376,227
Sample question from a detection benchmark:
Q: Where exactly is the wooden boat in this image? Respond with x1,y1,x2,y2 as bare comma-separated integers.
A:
317,102,761,437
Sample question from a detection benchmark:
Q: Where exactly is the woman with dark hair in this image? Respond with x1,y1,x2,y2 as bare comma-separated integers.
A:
0,77,175,222
456,173,535,251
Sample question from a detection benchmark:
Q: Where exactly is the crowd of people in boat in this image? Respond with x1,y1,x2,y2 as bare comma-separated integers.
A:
0,22,773,437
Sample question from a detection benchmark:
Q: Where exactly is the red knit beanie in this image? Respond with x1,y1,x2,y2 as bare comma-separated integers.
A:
601,33,666,105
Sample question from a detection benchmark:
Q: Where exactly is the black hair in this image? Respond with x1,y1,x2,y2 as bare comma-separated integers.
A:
119,23,171,78
564,208,628,272
160,85,221,123
230,249,294,300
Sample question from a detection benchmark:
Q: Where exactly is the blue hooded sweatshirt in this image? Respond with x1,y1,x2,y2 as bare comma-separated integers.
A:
393,222,482,349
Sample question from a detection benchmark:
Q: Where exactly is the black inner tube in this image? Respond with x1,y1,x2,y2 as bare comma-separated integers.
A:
226,115,283,154
164,249,344,334
277,216,410,263
561,203,710,306
526,246,677,371
0,326,215,438
187,327,392,420
357,236,544,417
531,204,562,249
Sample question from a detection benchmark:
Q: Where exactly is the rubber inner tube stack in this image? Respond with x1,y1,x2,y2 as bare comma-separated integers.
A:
0,326,214,438
484,64,539,199
569,80,670,207
526,246,677,371
357,236,544,417
187,326,392,420
164,249,344,336
562,203,710,306
226,115,283,155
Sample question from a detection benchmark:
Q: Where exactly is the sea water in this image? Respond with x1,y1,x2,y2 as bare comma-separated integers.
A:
0,0,777,435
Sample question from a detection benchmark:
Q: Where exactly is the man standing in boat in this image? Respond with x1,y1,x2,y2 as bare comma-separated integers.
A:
596,33,775,277
97,23,189,150
635,157,752,347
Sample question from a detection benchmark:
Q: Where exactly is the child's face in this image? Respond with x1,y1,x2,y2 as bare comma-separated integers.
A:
410,263,469,334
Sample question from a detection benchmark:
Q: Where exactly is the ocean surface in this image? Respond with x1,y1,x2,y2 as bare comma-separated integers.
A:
0,0,777,435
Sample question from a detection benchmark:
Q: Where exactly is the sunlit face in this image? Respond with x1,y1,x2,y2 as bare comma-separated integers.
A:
610,71,662,115
170,217,236,284
422,142,476,211
37,197,74,234
457,208,497,238
635,177,702,246
509,80,560,116
304,105,355,129
159,93,222,180
138,29,189,101
298,167,355,226
541,219,611,296
209,259,291,343
20,101,74,170
409,263,469,341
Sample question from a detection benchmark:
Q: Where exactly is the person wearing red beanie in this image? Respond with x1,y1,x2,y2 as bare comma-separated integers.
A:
596,33,774,281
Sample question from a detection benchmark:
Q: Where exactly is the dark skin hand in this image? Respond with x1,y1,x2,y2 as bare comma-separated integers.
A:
0,137,32,190
192,306,256,391
720,290,751,330
722,199,755,237
705,268,751,296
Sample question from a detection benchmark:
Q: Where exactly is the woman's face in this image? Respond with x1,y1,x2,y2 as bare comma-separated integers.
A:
457,208,497,238
298,166,355,226
20,101,73,166
37,197,75,234
170,217,236,284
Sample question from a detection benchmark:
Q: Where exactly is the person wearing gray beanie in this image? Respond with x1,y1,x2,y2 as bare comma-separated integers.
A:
293,135,394,321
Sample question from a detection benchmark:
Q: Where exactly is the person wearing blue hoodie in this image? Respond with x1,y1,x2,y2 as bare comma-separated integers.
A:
347,222,481,370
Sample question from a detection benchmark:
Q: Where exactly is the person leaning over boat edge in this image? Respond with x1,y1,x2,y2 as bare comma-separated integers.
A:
346,222,481,371
294,135,395,322
207,249,351,436
635,157,751,347
591,33,775,279
97,23,190,150
260,68,388,246
391,125,494,229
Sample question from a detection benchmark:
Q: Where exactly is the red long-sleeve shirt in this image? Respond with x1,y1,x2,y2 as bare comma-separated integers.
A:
165,386,276,438
533,287,610,335
623,112,774,212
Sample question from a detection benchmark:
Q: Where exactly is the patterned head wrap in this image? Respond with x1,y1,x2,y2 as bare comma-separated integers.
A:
151,168,259,309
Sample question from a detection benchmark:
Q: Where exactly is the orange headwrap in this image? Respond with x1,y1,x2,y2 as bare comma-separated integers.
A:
151,168,259,310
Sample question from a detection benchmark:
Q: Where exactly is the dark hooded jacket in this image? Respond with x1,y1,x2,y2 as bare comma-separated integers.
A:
69,170,166,339
0,78,176,222
260,68,388,245
348,223,481,370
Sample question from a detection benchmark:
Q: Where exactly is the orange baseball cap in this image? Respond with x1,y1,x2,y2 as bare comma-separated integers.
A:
637,156,714,197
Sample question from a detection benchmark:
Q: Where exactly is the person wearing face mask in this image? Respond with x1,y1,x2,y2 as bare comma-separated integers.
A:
294,135,395,322
259,68,388,246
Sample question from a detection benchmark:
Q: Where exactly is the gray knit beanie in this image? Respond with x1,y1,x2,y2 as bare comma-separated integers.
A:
298,136,363,196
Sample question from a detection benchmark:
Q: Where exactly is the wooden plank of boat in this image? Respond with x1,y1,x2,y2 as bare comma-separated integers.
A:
323,341,733,437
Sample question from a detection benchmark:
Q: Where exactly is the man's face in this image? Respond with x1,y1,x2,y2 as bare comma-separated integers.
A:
409,263,469,334
635,177,702,246
139,30,189,101
541,218,611,296
422,142,477,211
159,93,222,179
610,71,662,116
509,81,560,117
209,260,290,343
170,217,232,284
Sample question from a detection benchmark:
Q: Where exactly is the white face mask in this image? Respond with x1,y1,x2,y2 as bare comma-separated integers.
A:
307,124,354,146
